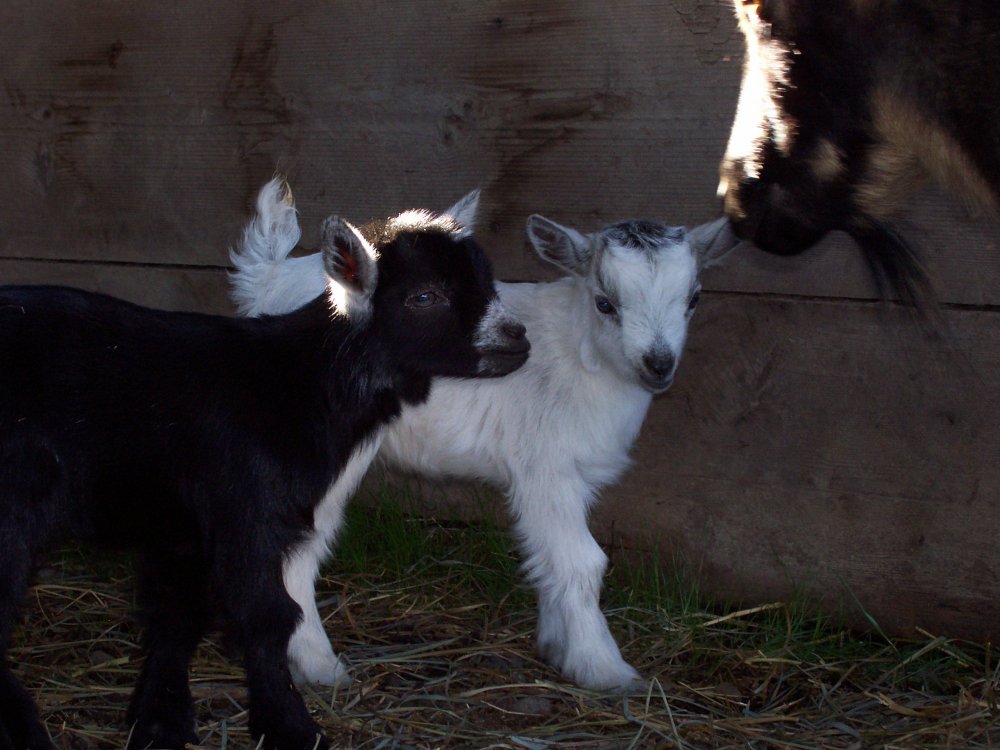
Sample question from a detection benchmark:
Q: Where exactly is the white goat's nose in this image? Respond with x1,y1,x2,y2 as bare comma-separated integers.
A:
642,352,675,381
637,350,677,393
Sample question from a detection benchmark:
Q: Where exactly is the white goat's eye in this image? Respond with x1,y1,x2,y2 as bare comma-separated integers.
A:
688,289,701,312
594,295,616,315
407,291,441,308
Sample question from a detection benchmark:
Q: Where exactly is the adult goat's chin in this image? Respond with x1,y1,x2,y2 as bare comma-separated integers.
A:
723,175,829,257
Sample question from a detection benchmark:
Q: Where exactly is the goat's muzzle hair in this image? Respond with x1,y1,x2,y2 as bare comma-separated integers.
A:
476,311,530,377
847,219,944,331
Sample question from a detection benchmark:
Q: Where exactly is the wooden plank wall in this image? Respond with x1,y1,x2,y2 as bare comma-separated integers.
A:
2,1,997,640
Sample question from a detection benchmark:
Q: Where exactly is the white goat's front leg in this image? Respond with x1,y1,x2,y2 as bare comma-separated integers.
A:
281,437,382,687
510,477,644,692
283,551,351,687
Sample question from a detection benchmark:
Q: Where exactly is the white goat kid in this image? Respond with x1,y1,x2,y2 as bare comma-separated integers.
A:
231,185,733,691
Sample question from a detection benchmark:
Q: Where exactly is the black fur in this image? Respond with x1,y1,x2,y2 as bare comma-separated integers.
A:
719,0,999,313
0,213,526,749
848,221,935,311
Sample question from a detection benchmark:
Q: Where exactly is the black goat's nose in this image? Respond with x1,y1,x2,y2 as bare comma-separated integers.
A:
642,352,675,379
502,322,526,341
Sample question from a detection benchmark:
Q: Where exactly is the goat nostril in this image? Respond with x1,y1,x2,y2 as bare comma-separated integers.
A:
642,353,675,379
502,322,526,341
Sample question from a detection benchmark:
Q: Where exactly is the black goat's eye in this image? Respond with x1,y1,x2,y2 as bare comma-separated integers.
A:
407,291,441,308
594,295,616,315
688,289,701,312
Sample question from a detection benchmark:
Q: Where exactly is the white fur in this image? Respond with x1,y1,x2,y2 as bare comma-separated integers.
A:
474,296,518,356
441,188,481,235
230,183,484,319
283,433,383,686
229,178,307,318
232,189,732,691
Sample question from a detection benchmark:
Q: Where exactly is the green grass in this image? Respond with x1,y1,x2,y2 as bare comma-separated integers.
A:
335,477,531,611
12,477,999,749
345,478,995,700
364,481,997,735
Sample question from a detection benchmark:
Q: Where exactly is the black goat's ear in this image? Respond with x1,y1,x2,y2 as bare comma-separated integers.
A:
320,216,378,298
690,217,742,272
526,214,593,276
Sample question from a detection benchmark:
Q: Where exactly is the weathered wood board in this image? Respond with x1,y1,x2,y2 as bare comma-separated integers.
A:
4,2,998,302
0,260,231,313
1,1,998,640
607,296,1000,641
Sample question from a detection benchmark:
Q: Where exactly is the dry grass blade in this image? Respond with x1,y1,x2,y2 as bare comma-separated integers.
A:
8,491,1000,749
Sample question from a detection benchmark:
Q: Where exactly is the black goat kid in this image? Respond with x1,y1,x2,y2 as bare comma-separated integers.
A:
0,193,528,750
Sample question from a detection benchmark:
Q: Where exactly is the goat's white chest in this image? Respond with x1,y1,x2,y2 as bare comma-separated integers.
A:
317,434,382,542
557,377,651,488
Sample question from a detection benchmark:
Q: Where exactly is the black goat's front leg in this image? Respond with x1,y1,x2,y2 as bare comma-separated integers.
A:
126,551,208,750
218,547,328,750
245,636,328,750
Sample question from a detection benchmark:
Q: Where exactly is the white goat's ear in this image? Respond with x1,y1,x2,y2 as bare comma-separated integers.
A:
443,189,480,237
526,214,592,275
689,217,741,271
320,216,378,298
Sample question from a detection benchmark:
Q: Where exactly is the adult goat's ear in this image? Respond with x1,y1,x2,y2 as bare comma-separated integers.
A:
526,214,592,276
443,189,480,238
320,216,378,301
690,217,742,272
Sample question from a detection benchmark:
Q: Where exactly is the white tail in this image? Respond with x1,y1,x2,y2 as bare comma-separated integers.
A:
229,178,326,317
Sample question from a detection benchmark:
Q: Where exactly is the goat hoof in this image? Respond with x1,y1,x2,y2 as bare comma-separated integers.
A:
610,675,651,696
126,687,197,749
290,654,352,688
254,727,329,750
251,712,328,750
573,670,648,693
552,648,645,693
125,722,198,750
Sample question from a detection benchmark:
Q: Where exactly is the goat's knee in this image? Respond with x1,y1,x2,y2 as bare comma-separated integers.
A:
527,529,607,603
